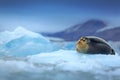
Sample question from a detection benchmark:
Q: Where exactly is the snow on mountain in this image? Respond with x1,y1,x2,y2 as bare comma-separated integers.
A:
65,24,82,33
97,26,120,32
95,27,120,41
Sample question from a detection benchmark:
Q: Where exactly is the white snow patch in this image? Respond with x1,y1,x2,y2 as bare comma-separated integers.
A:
97,26,120,32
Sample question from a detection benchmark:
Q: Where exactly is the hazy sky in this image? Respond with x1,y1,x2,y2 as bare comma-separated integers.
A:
0,0,120,32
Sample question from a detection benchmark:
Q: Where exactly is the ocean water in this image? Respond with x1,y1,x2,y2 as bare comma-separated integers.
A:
0,27,120,80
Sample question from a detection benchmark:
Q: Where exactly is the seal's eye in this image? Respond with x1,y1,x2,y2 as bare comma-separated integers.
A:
82,38,86,42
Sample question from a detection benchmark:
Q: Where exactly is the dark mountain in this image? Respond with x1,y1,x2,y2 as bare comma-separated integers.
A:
43,19,107,41
41,19,120,41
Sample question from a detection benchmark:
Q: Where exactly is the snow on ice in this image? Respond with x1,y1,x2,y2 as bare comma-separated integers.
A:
0,27,61,56
0,27,120,80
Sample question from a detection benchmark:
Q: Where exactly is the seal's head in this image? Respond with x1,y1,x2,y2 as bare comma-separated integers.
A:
76,37,90,53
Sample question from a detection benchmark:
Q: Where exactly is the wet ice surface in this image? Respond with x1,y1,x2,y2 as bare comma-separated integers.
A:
0,27,120,80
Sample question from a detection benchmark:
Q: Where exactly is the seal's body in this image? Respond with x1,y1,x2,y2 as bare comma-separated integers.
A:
76,36,115,55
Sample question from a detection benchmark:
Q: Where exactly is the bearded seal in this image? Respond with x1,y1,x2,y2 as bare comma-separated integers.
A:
76,36,115,55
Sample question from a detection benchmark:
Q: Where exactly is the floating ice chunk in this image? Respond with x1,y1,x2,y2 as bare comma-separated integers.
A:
0,27,60,56
0,27,49,44
28,50,120,72
13,27,48,40
0,50,120,80
109,41,120,54
62,41,76,50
